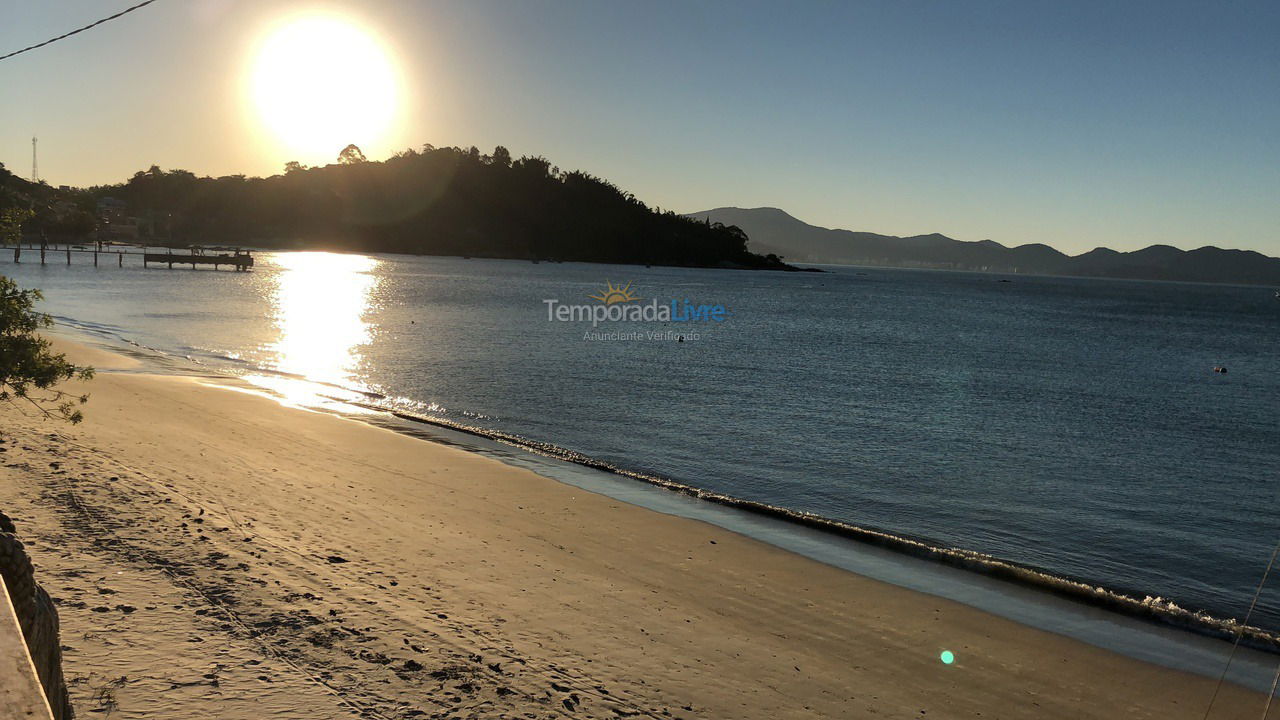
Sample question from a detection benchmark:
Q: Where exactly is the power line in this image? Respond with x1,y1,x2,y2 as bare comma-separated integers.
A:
1201,539,1280,720
0,0,161,63
1261,660,1279,719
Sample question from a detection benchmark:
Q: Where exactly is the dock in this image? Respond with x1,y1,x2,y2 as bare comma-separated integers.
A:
3,242,253,271
143,249,253,270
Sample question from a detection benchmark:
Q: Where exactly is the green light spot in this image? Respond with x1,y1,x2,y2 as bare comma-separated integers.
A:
940,650,955,665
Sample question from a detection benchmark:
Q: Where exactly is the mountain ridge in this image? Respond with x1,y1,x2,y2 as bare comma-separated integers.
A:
687,207,1280,285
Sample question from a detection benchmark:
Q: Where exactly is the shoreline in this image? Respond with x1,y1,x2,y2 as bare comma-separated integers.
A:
353,399,1280,657
0,335,1270,718
55,317,1280,657
344,402,1280,693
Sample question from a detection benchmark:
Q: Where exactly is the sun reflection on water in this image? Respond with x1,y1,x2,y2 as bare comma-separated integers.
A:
248,252,381,407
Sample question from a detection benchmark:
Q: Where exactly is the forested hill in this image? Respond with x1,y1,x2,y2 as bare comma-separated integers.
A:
22,146,794,270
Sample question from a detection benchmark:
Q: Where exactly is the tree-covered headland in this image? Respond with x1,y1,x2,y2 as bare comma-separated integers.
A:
1,145,795,270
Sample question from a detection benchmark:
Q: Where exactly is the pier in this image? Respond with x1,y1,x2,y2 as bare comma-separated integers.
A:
3,242,253,271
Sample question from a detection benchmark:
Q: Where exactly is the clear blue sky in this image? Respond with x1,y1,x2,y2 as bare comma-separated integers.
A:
1,0,1276,255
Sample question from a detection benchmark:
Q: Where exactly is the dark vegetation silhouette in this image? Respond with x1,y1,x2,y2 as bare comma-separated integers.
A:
0,165,94,424
0,162,97,240
0,146,793,270
0,274,93,424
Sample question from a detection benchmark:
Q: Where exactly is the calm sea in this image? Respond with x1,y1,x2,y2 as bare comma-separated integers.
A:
5,251,1278,636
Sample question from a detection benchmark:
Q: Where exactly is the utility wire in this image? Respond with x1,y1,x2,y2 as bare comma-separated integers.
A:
1261,659,1279,719
0,0,161,63
1201,539,1280,720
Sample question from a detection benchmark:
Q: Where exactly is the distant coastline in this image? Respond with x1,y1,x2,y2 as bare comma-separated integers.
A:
688,207,1280,286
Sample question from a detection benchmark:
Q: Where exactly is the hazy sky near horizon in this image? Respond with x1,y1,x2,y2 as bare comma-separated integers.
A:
1,0,1276,255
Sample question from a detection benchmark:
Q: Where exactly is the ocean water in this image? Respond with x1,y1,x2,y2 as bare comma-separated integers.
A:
4,251,1278,639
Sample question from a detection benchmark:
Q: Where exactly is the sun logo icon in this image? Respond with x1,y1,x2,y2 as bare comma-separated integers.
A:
588,281,641,305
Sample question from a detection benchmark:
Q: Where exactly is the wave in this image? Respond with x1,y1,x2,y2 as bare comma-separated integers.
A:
342,397,1280,655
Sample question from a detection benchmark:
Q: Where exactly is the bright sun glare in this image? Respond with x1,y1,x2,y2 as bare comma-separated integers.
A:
250,16,399,163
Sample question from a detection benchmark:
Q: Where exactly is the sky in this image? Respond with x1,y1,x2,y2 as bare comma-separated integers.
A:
0,0,1276,255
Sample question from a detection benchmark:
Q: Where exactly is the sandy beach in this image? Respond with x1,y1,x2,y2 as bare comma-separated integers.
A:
0,337,1265,719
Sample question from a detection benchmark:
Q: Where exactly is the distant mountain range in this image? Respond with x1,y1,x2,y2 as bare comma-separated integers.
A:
686,207,1280,285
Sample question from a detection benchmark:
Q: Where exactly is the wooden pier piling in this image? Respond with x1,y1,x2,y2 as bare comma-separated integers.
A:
3,243,253,272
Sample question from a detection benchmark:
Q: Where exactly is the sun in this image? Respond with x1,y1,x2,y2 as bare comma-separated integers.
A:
249,15,400,164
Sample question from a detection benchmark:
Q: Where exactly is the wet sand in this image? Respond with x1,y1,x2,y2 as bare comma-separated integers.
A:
0,338,1266,719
